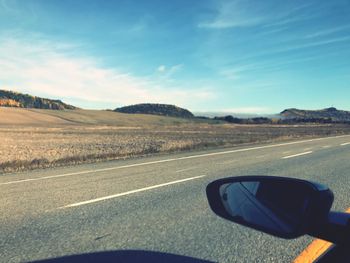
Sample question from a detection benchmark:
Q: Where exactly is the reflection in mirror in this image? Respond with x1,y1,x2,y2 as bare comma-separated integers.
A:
220,181,312,235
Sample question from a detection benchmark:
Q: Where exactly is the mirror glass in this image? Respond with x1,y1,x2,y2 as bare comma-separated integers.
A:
219,180,312,235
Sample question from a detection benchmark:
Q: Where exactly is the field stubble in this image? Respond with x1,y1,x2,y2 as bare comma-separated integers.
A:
1,123,350,174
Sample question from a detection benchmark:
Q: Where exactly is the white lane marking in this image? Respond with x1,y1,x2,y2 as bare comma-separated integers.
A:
2,134,350,186
0,170,97,185
256,155,266,159
322,145,331,148
341,142,350,146
175,167,196,173
282,151,313,159
58,175,206,209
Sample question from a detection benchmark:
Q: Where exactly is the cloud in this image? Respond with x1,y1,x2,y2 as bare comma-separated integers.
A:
157,65,166,72
0,0,17,13
0,35,214,109
220,34,350,70
305,25,350,39
198,0,314,29
166,64,183,77
219,53,328,78
219,63,259,80
198,0,266,29
156,64,183,78
275,36,350,54
169,64,182,72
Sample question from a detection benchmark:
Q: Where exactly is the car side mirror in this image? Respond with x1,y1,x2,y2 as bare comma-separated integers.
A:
206,176,334,239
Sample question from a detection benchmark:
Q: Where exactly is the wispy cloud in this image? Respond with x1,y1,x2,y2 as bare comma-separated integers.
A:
168,64,183,75
157,65,166,72
221,34,350,69
198,0,314,29
156,64,183,78
198,0,266,29
0,34,214,109
219,63,258,80
305,25,350,39
0,0,16,13
0,0,37,19
276,36,350,54
219,54,328,79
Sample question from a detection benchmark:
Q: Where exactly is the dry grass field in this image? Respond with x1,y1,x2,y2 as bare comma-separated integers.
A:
0,107,197,126
1,107,350,174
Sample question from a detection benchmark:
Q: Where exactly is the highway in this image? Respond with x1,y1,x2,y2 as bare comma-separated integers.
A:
1,134,350,262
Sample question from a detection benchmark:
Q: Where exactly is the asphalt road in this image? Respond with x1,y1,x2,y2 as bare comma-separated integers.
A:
1,135,350,262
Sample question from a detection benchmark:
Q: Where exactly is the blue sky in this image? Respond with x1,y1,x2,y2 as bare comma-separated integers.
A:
0,0,349,114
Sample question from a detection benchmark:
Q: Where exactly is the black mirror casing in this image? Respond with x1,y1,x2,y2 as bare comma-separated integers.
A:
206,176,334,239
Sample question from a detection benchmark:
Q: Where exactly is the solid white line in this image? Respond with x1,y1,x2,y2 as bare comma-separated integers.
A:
2,134,350,186
341,142,350,146
58,175,206,209
282,151,313,159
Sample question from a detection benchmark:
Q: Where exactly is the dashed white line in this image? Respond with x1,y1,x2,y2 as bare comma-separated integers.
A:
2,134,350,186
58,174,206,209
341,142,350,146
175,167,197,173
0,169,98,186
322,145,331,148
218,160,237,165
282,151,313,159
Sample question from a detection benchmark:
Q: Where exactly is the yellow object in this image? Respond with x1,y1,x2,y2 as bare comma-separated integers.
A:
293,208,350,263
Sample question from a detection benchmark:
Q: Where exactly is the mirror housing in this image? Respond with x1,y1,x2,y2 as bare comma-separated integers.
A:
206,176,334,239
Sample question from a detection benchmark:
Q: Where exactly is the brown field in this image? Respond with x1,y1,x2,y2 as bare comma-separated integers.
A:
0,107,198,126
1,107,350,174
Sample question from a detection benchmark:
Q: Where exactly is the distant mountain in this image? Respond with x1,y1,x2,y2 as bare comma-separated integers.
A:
193,112,262,118
0,90,76,110
280,107,350,122
115,103,194,118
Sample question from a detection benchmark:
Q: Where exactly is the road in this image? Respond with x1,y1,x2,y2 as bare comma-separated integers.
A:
1,135,350,262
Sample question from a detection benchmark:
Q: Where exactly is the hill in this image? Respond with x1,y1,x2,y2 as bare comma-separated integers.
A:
0,90,76,110
114,103,194,118
280,107,350,122
0,107,72,126
0,108,213,127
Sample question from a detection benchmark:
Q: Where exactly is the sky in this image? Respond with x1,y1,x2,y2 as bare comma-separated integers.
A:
0,0,349,114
